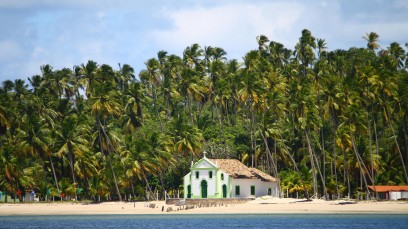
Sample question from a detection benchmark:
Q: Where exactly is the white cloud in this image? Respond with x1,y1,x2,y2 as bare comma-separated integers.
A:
150,2,304,58
31,46,48,59
0,0,407,82
0,0,112,9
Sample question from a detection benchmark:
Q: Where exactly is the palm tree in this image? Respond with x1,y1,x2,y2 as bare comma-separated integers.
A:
0,103,9,133
13,79,29,108
123,82,145,131
89,72,123,201
388,42,406,69
139,58,163,127
178,67,208,125
0,140,21,202
240,50,264,167
172,115,203,160
363,32,380,51
16,107,59,190
78,60,98,98
268,41,290,69
295,29,316,76
117,63,135,91
122,133,156,200
183,43,204,72
225,59,241,125
316,39,327,59
160,54,182,117
257,35,270,52
149,131,175,193
54,113,91,199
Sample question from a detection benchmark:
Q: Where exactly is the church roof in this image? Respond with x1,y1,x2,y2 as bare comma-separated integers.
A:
249,168,277,182
209,158,277,182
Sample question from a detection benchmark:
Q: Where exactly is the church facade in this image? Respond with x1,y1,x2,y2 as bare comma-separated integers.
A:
183,155,279,199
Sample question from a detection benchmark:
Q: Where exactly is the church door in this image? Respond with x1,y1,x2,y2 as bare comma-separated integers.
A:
187,185,191,198
222,184,227,198
201,180,207,198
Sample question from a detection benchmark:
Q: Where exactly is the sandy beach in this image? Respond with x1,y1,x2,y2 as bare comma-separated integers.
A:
1,197,408,215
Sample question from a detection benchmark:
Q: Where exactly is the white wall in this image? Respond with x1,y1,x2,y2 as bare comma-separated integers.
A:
217,171,230,198
390,191,408,200
402,191,408,199
390,191,400,200
183,172,191,198
231,179,279,198
190,169,217,197
184,158,279,199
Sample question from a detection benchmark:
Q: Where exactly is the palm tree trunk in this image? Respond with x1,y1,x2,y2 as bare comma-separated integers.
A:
403,116,408,169
233,98,237,126
260,130,279,179
367,112,379,199
321,128,326,200
274,141,280,197
130,182,135,201
386,108,408,183
158,170,166,200
368,115,374,181
250,102,255,167
304,130,318,198
343,149,351,199
49,156,59,190
350,134,374,199
98,117,122,201
67,143,78,200
143,173,153,201
152,86,163,130
260,131,281,197
279,133,309,200
332,133,339,199
305,130,327,199
108,154,122,201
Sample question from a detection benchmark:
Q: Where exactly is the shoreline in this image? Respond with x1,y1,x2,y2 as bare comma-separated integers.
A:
1,198,408,216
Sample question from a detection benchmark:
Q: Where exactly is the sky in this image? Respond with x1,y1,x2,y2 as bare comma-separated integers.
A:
0,0,407,82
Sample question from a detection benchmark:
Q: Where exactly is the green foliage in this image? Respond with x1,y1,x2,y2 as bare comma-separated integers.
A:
1,30,408,201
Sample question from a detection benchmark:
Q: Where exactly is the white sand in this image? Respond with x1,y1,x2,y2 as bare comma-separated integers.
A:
0,197,407,215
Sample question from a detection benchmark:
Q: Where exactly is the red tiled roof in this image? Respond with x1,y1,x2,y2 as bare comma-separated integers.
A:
368,186,408,192
209,159,254,179
209,158,277,182
249,168,277,182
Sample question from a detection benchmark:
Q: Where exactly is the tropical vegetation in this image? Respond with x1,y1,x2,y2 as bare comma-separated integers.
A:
1,29,408,202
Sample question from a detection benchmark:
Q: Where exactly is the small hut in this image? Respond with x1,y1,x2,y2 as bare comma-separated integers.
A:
24,189,37,202
368,186,408,200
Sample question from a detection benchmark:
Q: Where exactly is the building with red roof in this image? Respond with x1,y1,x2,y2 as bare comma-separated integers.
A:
368,186,408,200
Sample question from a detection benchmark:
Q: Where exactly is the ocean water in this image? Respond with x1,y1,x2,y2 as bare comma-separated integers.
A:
0,214,408,228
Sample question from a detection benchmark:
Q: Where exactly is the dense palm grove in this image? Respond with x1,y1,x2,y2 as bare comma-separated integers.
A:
1,29,408,202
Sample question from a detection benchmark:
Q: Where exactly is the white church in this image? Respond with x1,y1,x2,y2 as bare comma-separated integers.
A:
183,153,279,199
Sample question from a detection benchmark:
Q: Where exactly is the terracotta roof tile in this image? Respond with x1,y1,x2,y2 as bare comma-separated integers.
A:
368,186,408,192
249,168,277,182
209,158,277,182
209,159,254,179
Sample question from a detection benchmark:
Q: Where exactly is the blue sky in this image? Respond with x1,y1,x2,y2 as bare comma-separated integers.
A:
1,0,407,82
